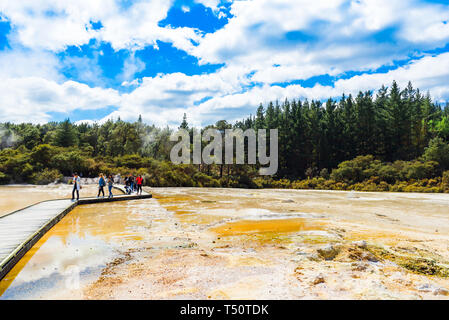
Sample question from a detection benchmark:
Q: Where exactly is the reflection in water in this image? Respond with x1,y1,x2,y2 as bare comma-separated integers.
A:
0,199,161,299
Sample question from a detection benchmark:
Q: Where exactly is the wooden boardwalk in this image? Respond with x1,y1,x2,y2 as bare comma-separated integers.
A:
0,186,151,281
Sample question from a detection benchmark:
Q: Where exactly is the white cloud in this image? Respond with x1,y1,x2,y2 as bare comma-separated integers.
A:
114,51,449,126
2,51,449,126
120,53,146,83
190,0,449,84
98,0,201,52
0,48,61,80
0,0,201,53
194,0,221,11
0,77,120,123
0,0,111,51
348,0,405,31
60,55,105,86
332,52,449,101
1,0,449,126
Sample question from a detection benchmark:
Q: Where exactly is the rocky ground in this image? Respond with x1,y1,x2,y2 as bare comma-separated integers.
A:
81,188,449,300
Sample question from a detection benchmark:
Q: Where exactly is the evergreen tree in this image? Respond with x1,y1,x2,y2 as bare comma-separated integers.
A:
179,113,189,130
255,104,265,129
55,119,77,147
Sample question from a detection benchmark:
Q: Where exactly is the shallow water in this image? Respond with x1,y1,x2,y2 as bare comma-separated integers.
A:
1,187,449,299
210,218,324,237
0,185,100,217
0,199,163,299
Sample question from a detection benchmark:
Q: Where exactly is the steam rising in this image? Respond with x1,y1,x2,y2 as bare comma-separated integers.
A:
139,126,174,159
0,124,18,149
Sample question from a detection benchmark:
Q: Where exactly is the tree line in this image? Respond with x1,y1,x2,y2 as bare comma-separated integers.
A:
236,81,449,178
1,81,449,192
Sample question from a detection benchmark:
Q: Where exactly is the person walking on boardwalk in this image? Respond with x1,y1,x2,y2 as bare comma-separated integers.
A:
72,172,81,201
97,174,106,198
136,175,143,195
129,174,135,193
107,175,114,198
124,175,131,194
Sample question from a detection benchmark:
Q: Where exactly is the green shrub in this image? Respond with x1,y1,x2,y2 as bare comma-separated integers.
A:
194,172,220,187
21,163,34,180
443,171,449,185
398,161,438,180
319,168,330,179
423,137,449,171
32,169,63,185
30,144,58,168
50,151,88,175
114,154,146,169
0,171,10,184
330,155,379,184
378,164,399,183
269,178,291,189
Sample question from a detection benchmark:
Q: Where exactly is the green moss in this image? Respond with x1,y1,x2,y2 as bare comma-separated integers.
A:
367,246,449,278
401,259,449,277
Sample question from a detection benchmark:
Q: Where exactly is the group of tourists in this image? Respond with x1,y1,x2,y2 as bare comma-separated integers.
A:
124,174,144,195
97,174,114,199
71,172,144,201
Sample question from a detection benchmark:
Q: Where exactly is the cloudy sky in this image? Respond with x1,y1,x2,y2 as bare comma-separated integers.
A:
1,0,449,127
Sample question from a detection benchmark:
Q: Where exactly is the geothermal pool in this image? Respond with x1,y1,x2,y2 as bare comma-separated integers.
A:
0,184,100,217
1,187,449,299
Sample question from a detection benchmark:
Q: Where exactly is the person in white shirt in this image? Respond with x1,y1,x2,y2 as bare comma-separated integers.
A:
72,172,81,201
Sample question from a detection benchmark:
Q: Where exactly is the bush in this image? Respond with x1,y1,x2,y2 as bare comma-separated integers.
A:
0,171,10,184
114,154,146,169
319,168,330,179
50,151,88,175
32,169,63,185
442,171,449,185
30,144,57,168
268,178,291,189
193,172,220,187
86,158,102,176
21,163,34,181
218,176,240,188
378,164,399,183
442,171,449,192
398,161,438,180
423,137,449,171
330,155,380,184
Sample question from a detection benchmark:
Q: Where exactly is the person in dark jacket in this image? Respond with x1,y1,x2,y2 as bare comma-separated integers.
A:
97,174,106,198
129,175,135,193
124,175,130,194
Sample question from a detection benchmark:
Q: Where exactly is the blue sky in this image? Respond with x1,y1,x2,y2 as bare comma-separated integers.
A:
1,0,449,126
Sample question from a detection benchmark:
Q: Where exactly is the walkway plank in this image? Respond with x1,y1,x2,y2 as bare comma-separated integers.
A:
0,186,151,281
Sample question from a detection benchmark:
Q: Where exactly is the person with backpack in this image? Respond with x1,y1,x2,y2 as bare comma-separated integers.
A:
98,174,106,198
124,174,131,194
107,175,114,198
